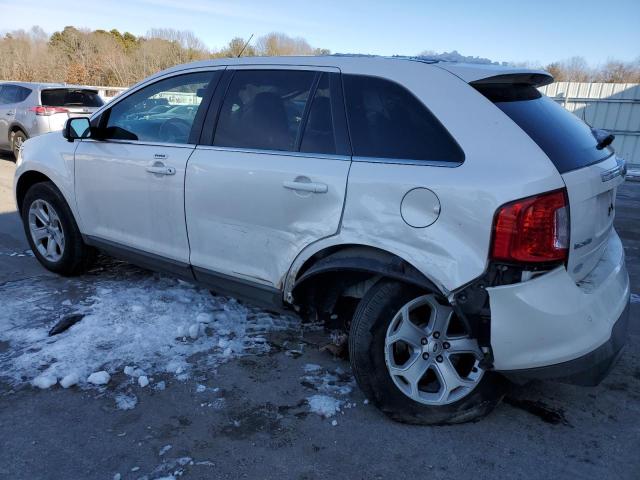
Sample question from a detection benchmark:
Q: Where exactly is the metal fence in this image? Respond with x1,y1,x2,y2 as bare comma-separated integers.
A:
540,82,640,166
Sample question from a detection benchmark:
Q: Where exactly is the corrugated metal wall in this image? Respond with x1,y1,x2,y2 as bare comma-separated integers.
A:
539,82,640,166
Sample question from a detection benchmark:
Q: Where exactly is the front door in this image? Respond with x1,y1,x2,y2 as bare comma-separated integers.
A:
186,68,351,294
75,70,221,268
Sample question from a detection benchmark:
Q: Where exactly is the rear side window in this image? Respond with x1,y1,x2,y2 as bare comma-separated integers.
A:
343,75,464,163
300,73,337,155
475,84,611,173
41,89,104,108
0,85,31,104
214,70,315,152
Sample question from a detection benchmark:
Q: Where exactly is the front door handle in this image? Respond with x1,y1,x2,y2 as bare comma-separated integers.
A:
146,162,176,175
6,111,14,116
283,180,328,194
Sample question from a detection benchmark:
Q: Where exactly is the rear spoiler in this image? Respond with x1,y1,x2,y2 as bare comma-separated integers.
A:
435,63,554,87
470,73,554,88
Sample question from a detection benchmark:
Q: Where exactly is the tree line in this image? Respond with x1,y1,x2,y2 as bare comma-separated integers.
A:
0,26,638,87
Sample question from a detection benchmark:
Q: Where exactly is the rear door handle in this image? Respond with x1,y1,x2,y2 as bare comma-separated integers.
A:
283,180,328,194
146,162,176,175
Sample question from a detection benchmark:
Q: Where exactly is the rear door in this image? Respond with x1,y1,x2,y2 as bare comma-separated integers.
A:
185,67,351,294
475,82,624,281
0,85,18,148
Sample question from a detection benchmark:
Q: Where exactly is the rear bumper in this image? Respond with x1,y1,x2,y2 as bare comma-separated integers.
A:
488,230,630,383
500,300,629,386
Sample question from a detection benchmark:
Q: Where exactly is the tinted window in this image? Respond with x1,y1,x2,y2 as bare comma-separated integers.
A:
105,71,216,144
300,73,336,155
0,85,25,104
41,89,103,107
214,70,315,151
475,84,611,173
14,86,32,103
343,75,464,163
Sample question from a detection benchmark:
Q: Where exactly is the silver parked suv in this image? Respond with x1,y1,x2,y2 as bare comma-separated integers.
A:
0,82,104,158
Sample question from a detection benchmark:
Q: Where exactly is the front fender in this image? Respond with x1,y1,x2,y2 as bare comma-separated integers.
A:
13,133,81,228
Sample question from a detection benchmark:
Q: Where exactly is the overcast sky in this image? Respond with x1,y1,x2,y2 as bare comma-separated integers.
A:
1,0,638,66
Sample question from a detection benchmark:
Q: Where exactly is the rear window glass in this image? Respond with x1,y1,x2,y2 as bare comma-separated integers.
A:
475,84,611,173
41,89,104,108
343,74,464,163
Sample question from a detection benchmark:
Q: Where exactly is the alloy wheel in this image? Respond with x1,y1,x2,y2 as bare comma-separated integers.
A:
384,294,484,406
28,199,65,262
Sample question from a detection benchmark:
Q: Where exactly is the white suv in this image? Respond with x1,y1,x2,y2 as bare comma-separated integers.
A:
13,56,630,424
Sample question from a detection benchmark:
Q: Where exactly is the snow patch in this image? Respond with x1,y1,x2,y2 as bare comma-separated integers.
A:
87,371,110,385
32,375,57,389
115,393,138,410
138,375,149,388
0,271,297,390
60,373,79,388
308,394,342,418
631,293,640,304
159,444,173,456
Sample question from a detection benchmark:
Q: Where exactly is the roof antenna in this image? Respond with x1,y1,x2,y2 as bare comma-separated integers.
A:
237,34,254,58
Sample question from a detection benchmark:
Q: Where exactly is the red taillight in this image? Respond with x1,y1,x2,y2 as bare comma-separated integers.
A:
30,106,69,116
491,189,569,264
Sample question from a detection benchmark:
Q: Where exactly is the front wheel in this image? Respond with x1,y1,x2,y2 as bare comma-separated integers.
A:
21,181,95,276
349,279,506,425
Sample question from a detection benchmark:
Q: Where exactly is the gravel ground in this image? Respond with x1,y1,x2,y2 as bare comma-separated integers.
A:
0,155,639,480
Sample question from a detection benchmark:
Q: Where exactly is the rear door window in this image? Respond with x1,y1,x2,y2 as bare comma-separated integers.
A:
214,70,316,152
0,85,31,104
300,73,337,155
41,89,104,108
343,74,464,163
474,84,611,173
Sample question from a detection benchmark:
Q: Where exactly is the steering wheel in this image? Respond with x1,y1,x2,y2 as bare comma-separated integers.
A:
158,118,191,143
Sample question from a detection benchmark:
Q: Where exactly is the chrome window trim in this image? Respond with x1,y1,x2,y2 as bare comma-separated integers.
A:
195,145,350,161
352,156,462,168
80,138,195,150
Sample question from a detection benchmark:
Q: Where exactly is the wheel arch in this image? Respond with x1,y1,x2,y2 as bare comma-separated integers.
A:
289,244,444,327
15,170,54,213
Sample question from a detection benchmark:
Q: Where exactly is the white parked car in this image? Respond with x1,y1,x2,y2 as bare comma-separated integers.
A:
13,56,630,424
0,82,104,158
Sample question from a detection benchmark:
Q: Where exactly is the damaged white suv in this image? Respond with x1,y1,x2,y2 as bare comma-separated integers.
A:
14,56,630,424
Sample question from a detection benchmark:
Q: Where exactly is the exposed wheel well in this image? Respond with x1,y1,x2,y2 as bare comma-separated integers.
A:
16,171,53,213
9,125,27,142
291,245,441,330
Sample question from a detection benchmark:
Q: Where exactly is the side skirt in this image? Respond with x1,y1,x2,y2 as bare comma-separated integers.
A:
83,235,285,312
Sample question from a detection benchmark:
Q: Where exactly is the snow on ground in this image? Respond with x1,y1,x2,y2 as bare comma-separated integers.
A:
0,261,298,392
302,364,356,419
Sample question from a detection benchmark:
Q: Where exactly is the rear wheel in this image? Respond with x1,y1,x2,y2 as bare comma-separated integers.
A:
21,181,95,275
11,130,27,159
349,279,506,425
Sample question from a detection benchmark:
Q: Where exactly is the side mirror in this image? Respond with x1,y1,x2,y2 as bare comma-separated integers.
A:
63,117,91,142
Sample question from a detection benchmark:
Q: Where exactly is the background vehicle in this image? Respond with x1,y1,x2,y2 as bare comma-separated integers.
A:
13,56,630,425
0,82,104,158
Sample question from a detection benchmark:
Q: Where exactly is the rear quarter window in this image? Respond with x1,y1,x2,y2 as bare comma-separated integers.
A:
41,89,104,108
474,84,611,173
343,74,464,164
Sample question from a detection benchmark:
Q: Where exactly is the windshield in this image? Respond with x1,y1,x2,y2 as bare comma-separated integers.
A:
40,89,104,108
475,83,612,173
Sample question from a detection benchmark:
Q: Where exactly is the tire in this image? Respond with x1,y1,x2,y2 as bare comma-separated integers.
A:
349,279,506,425
11,130,27,160
21,181,95,276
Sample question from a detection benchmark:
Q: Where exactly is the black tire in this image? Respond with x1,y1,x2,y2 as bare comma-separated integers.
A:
21,181,95,276
349,279,506,425
11,130,27,160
